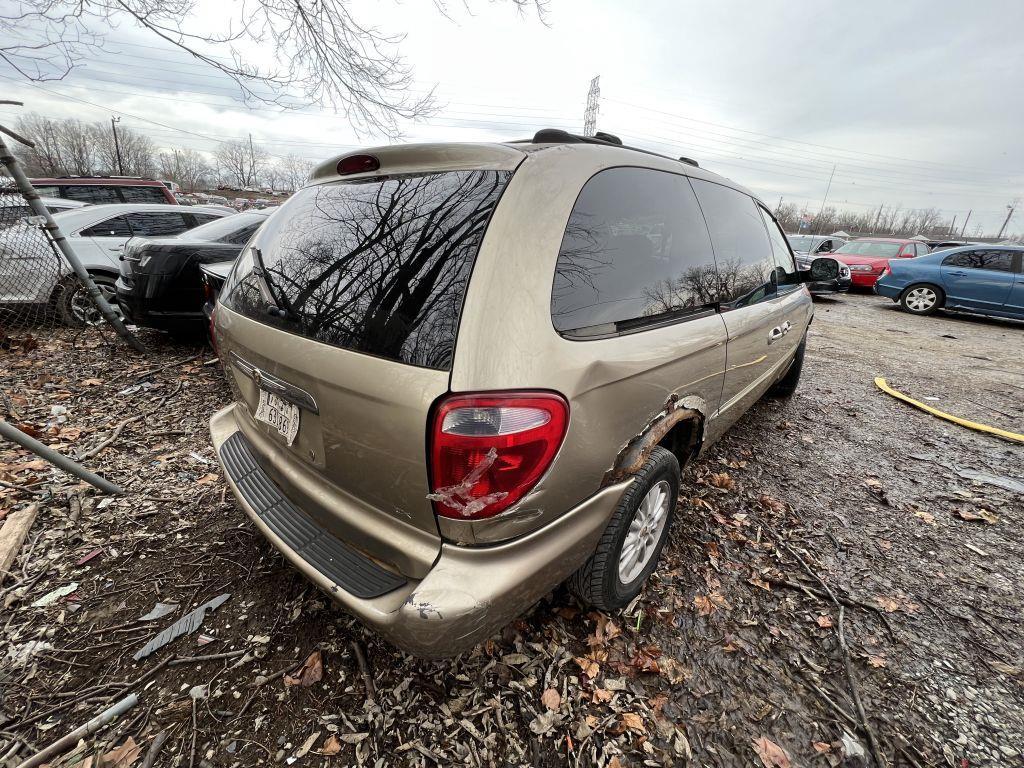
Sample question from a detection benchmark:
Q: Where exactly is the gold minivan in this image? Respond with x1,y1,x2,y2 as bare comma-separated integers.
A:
210,129,835,656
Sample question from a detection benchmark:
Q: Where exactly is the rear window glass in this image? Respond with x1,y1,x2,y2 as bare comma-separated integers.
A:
121,185,169,203
220,170,510,370
125,211,192,236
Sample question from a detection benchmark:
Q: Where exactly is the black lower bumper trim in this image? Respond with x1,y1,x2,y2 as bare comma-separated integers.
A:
219,432,407,599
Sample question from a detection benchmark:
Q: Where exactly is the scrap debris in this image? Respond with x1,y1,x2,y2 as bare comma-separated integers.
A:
133,593,230,660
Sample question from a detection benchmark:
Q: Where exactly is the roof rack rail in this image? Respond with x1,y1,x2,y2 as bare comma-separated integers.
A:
524,128,699,168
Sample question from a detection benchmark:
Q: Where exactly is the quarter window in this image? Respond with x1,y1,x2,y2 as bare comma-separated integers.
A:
120,186,169,203
691,179,777,308
550,167,719,336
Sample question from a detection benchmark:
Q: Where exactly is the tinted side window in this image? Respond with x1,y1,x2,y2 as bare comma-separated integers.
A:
62,185,121,204
121,185,169,203
190,213,221,226
125,211,192,236
550,167,718,335
224,222,262,245
691,179,776,308
81,215,132,237
943,250,1012,271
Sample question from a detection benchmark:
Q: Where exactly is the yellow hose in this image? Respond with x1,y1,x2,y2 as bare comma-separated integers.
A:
874,377,1024,445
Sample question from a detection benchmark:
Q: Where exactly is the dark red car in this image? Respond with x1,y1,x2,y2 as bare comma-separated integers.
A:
29,177,177,205
831,238,931,288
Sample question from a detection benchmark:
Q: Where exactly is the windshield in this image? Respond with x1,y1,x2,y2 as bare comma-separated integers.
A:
787,235,817,252
834,241,902,258
180,211,266,242
220,170,511,370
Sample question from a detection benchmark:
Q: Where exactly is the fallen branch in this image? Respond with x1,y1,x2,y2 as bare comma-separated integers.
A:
350,640,376,703
140,729,169,768
764,524,887,768
15,694,138,768
767,577,894,634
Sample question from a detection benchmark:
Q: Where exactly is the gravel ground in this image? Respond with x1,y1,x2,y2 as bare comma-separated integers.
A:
1,292,1021,768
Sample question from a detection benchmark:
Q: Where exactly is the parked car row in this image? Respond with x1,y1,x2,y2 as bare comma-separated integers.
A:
0,202,234,325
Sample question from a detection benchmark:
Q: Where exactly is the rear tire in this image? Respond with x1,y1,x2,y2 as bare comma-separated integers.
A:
568,447,680,611
55,274,120,327
768,336,806,398
900,284,943,315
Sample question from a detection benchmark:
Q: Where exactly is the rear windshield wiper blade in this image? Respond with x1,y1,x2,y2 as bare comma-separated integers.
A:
250,247,301,323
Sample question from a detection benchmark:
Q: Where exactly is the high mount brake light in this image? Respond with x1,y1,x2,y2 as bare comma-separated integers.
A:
337,154,380,175
428,392,569,521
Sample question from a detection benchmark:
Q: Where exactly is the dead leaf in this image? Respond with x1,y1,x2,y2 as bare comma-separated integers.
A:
196,473,220,485
591,687,614,703
816,614,834,629
81,378,104,386
587,612,621,647
693,591,731,615
100,736,141,767
748,577,771,591
812,741,832,754
620,712,646,733
709,472,735,490
912,509,936,526
575,656,600,679
541,688,561,711
990,661,1021,676
320,735,343,756
752,736,791,768
867,655,887,668
956,508,998,525
875,596,900,613
284,650,323,687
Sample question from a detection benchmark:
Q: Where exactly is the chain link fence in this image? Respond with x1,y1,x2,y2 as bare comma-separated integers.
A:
0,177,86,337
0,131,143,351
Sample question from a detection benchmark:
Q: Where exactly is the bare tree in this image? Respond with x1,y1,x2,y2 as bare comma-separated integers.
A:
215,139,269,188
92,122,156,176
1,0,548,137
158,148,211,191
278,154,315,192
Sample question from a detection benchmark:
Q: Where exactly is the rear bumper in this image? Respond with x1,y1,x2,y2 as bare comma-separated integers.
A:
116,277,206,331
873,280,902,300
849,271,882,288
211,404,630,657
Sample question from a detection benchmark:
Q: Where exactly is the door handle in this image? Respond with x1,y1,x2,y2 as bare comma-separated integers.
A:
768,321,792,345
949,270,967,277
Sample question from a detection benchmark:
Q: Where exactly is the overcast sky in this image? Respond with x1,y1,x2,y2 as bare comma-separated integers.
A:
3,0,1023,235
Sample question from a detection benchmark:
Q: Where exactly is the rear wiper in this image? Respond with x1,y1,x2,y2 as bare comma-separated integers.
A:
250,247,301,323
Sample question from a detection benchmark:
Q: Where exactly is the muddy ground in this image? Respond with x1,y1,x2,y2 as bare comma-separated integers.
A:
1,293,1022,768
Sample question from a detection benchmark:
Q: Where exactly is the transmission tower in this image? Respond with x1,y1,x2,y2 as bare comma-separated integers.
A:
583,75,600,136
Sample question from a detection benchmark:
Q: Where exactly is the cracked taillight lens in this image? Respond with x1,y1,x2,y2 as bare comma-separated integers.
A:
428,392,569,520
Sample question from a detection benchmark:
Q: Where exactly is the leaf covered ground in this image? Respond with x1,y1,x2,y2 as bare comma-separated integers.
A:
1,294,1022,767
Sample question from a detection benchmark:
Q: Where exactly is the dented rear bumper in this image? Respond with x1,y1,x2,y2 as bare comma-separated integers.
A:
211,404,631,657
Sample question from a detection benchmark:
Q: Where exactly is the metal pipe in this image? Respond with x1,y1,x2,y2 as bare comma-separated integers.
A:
0,420,122,496
15,695,138,768
0,132,145,352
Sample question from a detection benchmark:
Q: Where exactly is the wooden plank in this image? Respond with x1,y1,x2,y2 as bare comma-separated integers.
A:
0,502,40,581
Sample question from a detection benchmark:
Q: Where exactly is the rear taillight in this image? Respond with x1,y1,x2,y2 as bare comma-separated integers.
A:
428,392,569,520
209,305,219,354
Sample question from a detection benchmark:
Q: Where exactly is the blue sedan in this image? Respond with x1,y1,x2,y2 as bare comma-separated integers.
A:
875,245,1024,320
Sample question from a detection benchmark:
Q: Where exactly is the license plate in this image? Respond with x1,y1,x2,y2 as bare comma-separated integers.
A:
254,390,300,445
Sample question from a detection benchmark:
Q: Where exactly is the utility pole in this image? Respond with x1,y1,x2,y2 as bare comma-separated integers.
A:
996,200,1017,240
811,164,836,236
960,210,972,238
583,76,600,136
248,133,256,187
947,215,956,237
110,116,124,175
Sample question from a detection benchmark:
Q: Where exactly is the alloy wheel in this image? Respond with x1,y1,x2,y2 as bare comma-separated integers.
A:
618,480,672,584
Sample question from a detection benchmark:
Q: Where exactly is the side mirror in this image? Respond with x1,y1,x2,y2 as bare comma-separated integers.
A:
808,257,840,281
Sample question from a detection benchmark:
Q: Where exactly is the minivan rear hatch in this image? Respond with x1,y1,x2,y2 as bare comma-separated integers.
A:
215,145,521,569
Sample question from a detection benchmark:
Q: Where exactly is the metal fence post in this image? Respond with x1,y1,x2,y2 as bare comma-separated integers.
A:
0,128,146,352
